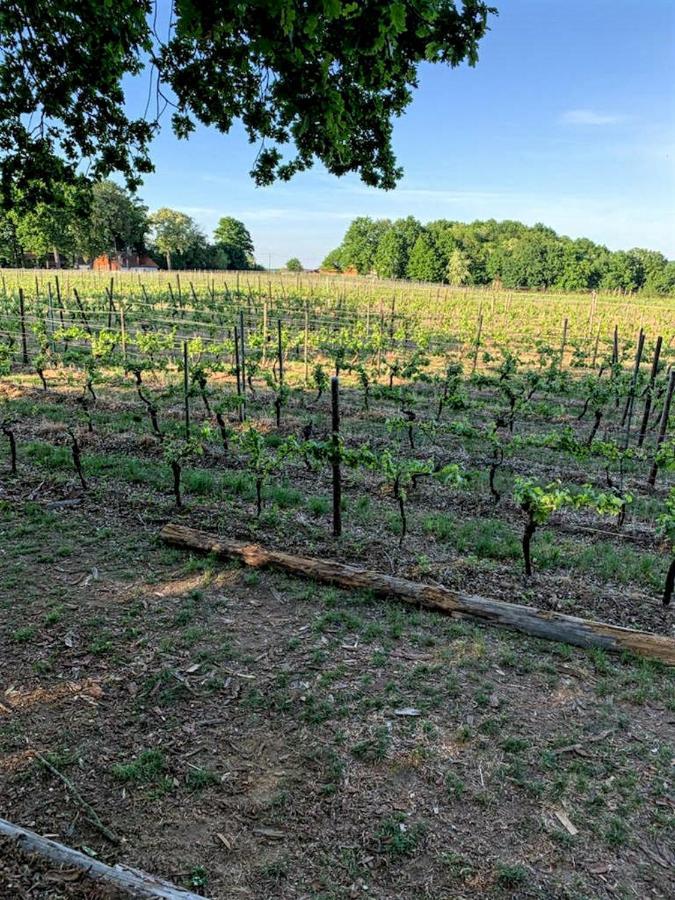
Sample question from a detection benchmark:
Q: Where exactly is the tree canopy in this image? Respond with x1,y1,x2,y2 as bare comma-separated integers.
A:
214,217,255,270
0,1,496,209
149,208,205,270
322,216,674,294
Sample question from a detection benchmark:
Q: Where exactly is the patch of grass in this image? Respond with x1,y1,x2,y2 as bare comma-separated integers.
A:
112,749,167,784
455,518,521,561
441,851,477,882
376,813,425,857
603,815,630,847
183,469,216,496
501,736,529,754
185,766,220,790
10,625,37,643
352,726,391,762
445,771,465,799
89,631,115,655
495,862,528,889
140,668,190,707
422,513,455,541
307,496,330,517
268,481,303,508
43,605,65,626
568,541,665,589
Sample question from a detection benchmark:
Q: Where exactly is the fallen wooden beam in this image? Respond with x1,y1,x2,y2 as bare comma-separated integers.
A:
161,523,675,666
0,817,208,900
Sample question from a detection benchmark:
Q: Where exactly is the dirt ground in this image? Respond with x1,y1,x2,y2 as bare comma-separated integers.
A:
1,493,674,898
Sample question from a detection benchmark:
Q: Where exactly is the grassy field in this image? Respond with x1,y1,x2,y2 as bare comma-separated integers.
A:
0,271,673,898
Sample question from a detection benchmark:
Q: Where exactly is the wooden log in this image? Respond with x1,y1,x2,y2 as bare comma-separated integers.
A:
0,818,207,900
160,524,675,666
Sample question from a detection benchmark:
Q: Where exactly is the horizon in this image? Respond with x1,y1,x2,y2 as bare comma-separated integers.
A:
123,0,675,269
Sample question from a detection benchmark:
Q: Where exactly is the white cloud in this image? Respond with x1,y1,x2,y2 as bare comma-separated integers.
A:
559,109,629,126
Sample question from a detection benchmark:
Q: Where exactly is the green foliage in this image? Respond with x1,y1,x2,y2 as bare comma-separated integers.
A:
73,180,148,260
149,208,203,269
337,217,391,274
325,217,674,293
1,2,495,205
214,217,255,269
514,477,630,524
513,478,573,525
285,257,303,272
406,233,444,282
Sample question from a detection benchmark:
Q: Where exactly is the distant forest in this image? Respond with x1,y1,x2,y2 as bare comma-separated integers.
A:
322,217,675,294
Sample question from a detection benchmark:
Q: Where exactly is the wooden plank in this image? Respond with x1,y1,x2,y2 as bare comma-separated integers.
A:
0,818,208,900
160,524,675,666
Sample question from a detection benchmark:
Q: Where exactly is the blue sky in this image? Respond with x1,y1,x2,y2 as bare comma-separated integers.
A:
125,0,675,268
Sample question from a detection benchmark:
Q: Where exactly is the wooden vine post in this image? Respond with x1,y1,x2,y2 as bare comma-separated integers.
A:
182,341,190,440
637,335,662,447
559,316,568,367
470,310,483,376
160,524,675,666
331,376,342,538
277,318,284,386
648,368,675,486
621,328,645,424
239,309,246,403
106,277,115,328
72,288,92,335
54,274,65,329
233,324,244,423
18,287,29,364
46,282,55,352
120,303,127,364
303,298,310,387
262,297,268,363
591,324,601,370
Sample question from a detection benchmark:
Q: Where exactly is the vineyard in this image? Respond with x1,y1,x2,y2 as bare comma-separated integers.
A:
1,269,674,898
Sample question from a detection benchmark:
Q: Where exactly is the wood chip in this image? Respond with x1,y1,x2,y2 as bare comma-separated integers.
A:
588,863,610,875
252,827,285,839
554,808,578,836
393,708,421,717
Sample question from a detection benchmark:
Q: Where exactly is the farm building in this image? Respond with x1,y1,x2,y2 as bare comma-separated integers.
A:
92,252,159,272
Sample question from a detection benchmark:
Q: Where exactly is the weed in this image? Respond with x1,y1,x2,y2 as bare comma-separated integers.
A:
376,813,425,856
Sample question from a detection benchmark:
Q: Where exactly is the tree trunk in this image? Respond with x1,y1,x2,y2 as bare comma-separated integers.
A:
52,246,61,268
166,251,172,271
0,817,205,900
160,524,675,665
587,409,602,445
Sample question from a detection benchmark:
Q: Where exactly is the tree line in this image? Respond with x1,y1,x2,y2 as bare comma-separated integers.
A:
0,181,260,271
322,217,675,294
